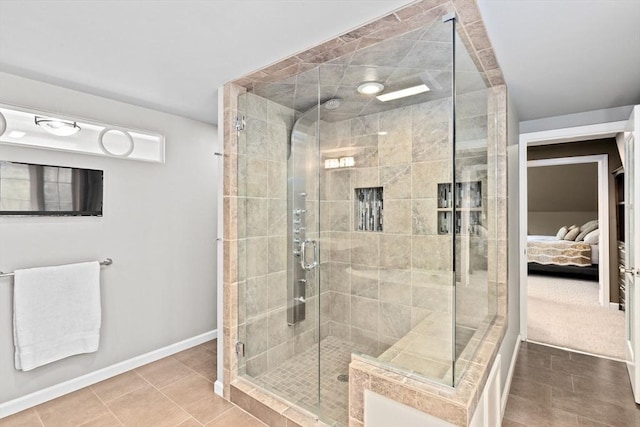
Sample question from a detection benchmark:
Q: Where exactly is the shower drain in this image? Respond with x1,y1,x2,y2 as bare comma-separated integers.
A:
337,374,349,382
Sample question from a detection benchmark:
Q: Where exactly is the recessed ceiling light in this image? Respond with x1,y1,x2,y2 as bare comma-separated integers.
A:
376,84,430,102
8,130,26,138
35,116,81,136
377,131,388,136
357,82,385,95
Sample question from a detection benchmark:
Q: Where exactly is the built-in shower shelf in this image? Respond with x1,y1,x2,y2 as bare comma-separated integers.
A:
355,187,383,232
437,181,482,236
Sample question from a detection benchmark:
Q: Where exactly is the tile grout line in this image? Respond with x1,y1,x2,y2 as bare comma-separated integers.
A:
32,407,46,427
89,371,148,407
85,387,125,427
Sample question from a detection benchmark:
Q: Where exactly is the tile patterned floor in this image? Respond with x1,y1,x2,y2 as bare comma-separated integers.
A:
253,336,370,426
6,338,640,427
0,340,266,427
504,341,640,427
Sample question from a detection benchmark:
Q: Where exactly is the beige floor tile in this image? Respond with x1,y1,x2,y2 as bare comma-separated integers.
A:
106,384,190,427
160,374,214,408
135,357,193,388
173,345,215,371
198,341,216,354
181,395,234,425
188,359,216,382
91,371,148,402
205,407,265,427
0,408,44,427
176,419,201,427
35,388,109,427
77,413,123,426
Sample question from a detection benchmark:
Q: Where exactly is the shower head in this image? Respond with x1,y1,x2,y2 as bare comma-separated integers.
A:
323,98,341,110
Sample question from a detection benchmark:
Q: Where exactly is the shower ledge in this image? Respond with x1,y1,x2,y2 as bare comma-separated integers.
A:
349,314,506,427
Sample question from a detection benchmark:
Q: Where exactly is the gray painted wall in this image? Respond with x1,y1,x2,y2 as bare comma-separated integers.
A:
520,105,633,133
0,73,218,402
498,90,520,393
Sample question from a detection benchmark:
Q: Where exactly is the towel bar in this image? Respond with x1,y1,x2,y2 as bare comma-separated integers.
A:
0,258,113,278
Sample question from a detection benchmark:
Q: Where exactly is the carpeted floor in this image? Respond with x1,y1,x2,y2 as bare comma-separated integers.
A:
527,274,626,359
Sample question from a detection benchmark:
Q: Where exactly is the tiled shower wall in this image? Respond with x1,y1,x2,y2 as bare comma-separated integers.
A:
318,89,491,359
236,93,323,377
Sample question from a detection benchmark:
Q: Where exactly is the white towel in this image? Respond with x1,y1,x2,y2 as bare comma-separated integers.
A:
13,261,101,371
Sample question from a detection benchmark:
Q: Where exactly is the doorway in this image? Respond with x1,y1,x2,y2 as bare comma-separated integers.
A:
519,123,627,360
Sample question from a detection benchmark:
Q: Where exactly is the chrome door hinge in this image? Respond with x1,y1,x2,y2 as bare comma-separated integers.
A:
235,115,245,132
235,341,245,357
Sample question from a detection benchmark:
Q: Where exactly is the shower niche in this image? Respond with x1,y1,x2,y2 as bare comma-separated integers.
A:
355,187,383,232
437,181,483,235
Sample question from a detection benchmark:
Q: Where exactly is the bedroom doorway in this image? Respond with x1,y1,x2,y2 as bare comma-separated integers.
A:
525,155,625,358
527,155,609,305
519,124,628,360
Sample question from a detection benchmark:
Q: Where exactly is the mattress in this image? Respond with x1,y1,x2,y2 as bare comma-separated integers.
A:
527,235,594,267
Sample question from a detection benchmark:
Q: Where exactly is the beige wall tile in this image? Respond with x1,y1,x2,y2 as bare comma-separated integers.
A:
351,233,379,267
351,296,379,333
350,264,379,298
384,200,412,234
380,165,411,199
379,269,411,305
379,234,411,269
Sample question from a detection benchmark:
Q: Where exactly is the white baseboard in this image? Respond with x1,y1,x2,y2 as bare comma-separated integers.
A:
0,329,217,419
610,302,621,310
501,334,521,417
214,380,224,397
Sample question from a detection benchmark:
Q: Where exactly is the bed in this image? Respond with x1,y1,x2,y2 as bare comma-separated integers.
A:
527,235,599,280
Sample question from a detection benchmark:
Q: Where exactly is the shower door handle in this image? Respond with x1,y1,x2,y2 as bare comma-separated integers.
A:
300,239,318,271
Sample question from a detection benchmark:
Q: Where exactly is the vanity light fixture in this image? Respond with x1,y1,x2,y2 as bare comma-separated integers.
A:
325,157,355,169
325,159,340,169
339,157,355,167
376,84,430,102
35,116,81,137
357,82,385,95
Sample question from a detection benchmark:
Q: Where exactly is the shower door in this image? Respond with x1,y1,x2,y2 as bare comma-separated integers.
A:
236,85,324,417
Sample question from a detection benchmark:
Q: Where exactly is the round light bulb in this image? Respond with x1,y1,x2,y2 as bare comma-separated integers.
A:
357,82,384,95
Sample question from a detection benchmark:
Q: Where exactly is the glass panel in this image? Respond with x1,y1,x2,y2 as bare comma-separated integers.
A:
452,26,495,384
235,11,498,426
236,78,322,416
315,17,456,419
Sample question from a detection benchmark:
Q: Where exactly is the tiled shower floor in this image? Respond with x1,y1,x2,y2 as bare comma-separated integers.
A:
253,336,372,426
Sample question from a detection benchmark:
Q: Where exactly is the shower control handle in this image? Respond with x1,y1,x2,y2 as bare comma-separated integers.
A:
300,239,318,271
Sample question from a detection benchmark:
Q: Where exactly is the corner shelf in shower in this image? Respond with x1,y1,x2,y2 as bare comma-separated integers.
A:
437,181,482,236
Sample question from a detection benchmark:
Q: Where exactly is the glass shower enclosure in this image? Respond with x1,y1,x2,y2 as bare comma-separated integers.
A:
234,13,497,426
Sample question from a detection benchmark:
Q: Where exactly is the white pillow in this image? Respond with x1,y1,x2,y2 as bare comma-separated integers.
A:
583,229,600,245
577,221,599,241
556,226,568,240
564,228,581,241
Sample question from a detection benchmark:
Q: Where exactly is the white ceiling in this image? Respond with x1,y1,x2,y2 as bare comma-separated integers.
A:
0,0,639,125
477,0,640,122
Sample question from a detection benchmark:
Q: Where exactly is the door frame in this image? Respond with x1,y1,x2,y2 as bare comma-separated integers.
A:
519,121,627,340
